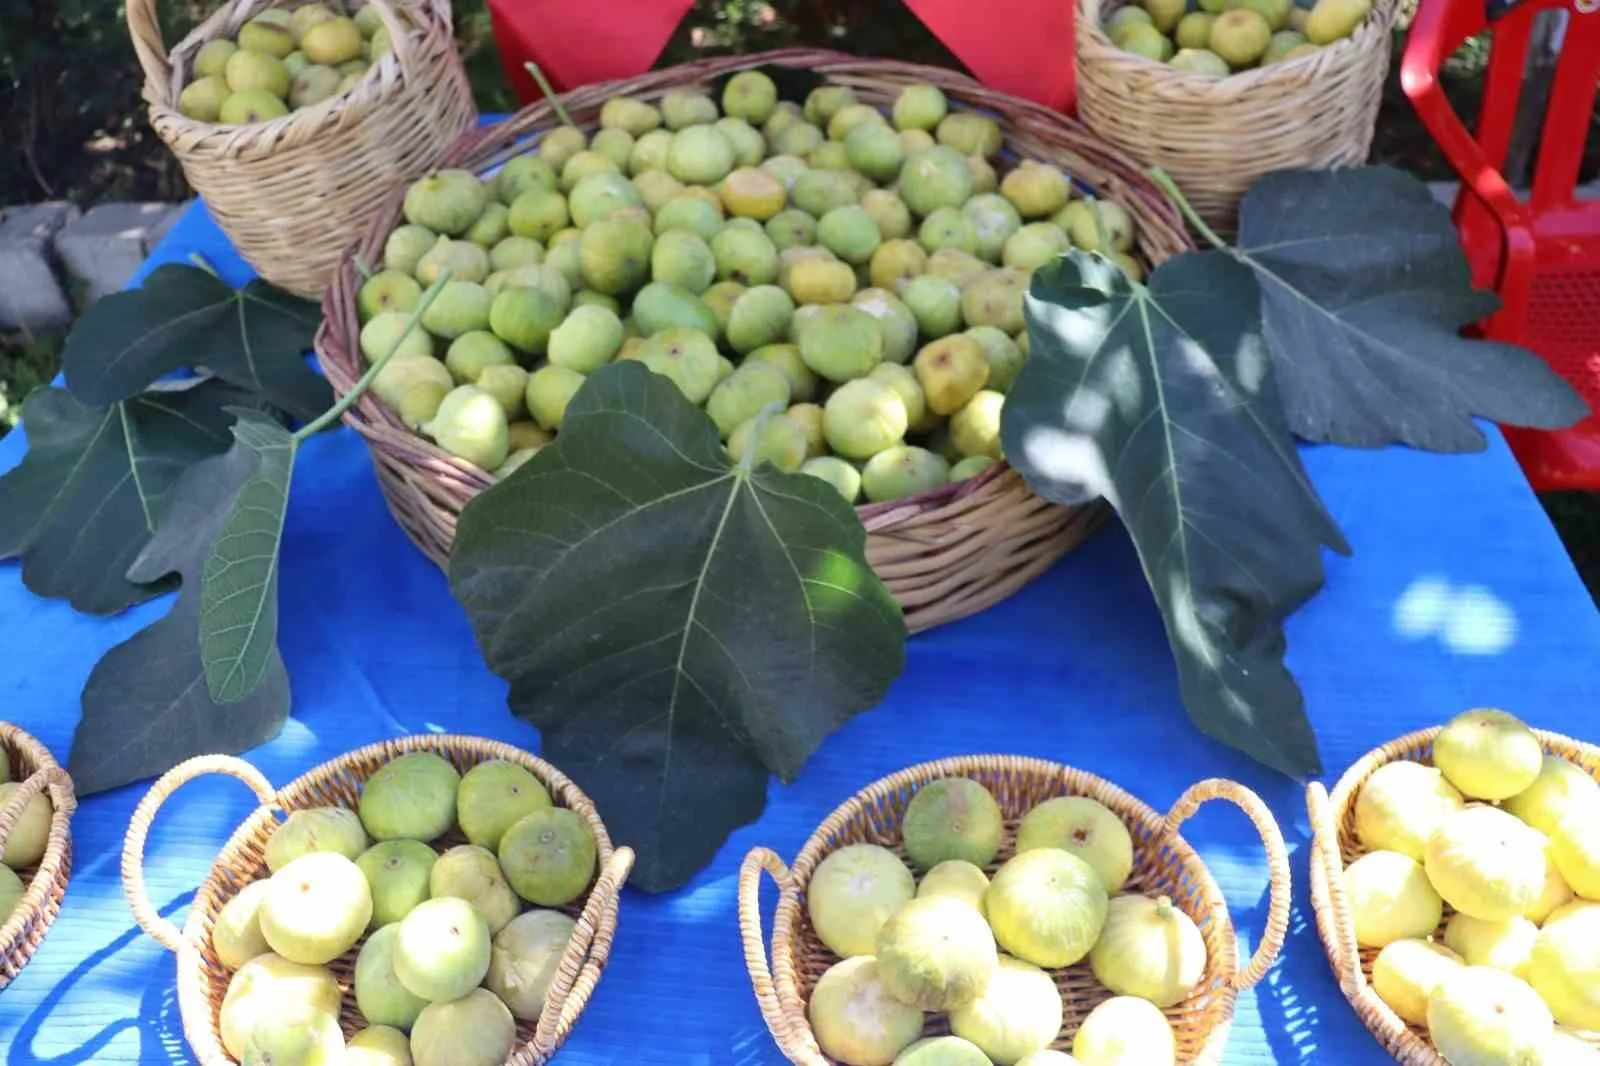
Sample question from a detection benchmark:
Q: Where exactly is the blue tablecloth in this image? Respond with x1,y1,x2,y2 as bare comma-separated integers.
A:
3,200,1599,1065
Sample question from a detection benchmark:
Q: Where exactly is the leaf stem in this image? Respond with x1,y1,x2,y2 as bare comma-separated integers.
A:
1147,167,1230,252
188,252,218,276
291,270,451,443
524,62,575,128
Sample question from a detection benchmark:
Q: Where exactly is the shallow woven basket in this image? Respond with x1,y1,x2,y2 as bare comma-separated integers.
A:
0,722,76,990
1308,725,1600,1063
120,734,633,1065
1076,0,1398,233
739,754,1291,1064
129,0,476,298
315,47,1195,634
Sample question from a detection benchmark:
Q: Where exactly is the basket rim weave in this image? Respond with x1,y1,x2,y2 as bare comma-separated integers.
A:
0,722,77,990
739,753,1291,1065
120,734,632,1066
1307,724,1600,1064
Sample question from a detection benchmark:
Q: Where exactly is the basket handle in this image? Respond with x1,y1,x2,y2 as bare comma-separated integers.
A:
125,0,183,93
362,0,425,75
121,754,278,954
532,846,635,1056
738,848,827,1064
1163,778,1291,991
1305,782,1362,983
0,764,75,856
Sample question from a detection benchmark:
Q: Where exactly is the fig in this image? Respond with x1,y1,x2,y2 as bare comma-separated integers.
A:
853,288,921,365
355,923,429,1031
845,123,907,183
1537,1032,1600,1064
719,165,787,221
901,276,965,340
786,402,826,456
868,240,928,295
418,280,491,340
578,216,654,295
410,988,516,1066
926,249,989,291
356,839,438,929
900,147,976,218
486,287,560,356
791,169,858,217
1071,996,1176,1066
799,305,885,383
1527,850,1574,924
1433,709,1544,801
862,445,950,502
806,844,916,958
915,336,990,416
0,783,51,868
1550,817,1600,900
403,170,487,237
746,343,817,403
415,238,490,290
961,194,1022,264
804,85,858,125
178,76,229,122
1176,12,1219,47
1169,47,1234,76
894,1036,993,1065
1342,850,1442,947
998,164,1071,221
802,456,863,503
358,270,423,321
506,188,569,243
473,362,526,418
212,879,273,970
485,908,577,1021
918,208,977,257
665,124,735,185
715,119,766,168
1263,29,1309,62
492,262,572,308
444,330,515,383
765,208,818,251
817,205,883,266
599,95,662,137
708,364,793,439
892,85,948,132
1013,1055,1081,1066
824,378,909,460
429,844,520,934
876,896,998,1010
968,156,999,195
917,860,989,915
860,191,913,244
787,259,859,305
632,281,719,337
258,851,373,965
347,1026,413,1066
936,113,1003,159
568,172,642,228
961,270,1028,334
422,385,508,469
723,285,793,355
899,777,1003,870
360,751,460,842
1531,903,1600,1028
384,225,437,274
373,357,450,413
238,1008,344,1066
986,848,1107,968
1426,805,1546,921
950,457,997,482
498,807,597,907
722,69,778,124
661,87,719,130
808,958,925,1066
301,17,362,68
950,391,1004,460
711,226,780,286
1428,966,1553,1064
826,102,885,143
393,896,492,1002
456,759,552,851
654,196,725,243
538,126,588,172
220,954,341,1059
1353,759,1465,861
507,422,554,452
1445,912,1538,978
728,413,809,472
966,326,1025,393
1003,222,1071,271
1507,756,1600,836
647,230,717,294
760,150,808,187
949,955,1064,1066
868,364,927,429
639,327,722,403
1305,0,1372,42
525,365,586,431
590,127,635,172
632,169,682,213
195,38,239,79
772,121,827,158
225,48,291,97
560,150,619,193
1371,937,1463,1026
1206,8,1271,65
494,155,558,204
219,89,291,125
1089,893,1206,1007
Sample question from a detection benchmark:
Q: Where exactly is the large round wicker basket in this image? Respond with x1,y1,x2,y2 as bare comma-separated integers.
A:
1307,725,1600,1063
739,754,1291,1064
1075,0,1399,233
120,734,633,1065
314,48,1195,634
0,722,76,990
128,0,477,298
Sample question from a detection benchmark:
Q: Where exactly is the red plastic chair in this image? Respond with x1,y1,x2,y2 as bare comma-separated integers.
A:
1401,0,1600,491
486,0,1078,113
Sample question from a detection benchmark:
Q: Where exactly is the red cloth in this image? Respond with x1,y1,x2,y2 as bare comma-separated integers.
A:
488,0,1076,113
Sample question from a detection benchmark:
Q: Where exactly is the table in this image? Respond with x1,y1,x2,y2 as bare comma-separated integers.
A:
3,199,1599,1066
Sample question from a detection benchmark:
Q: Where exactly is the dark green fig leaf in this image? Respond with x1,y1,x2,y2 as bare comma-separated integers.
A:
1002,250,1348,777
1236,166,1587,451
449,361,906,891
61,263,331,422
0,382,251,614
69,439,290,795
199,410,298,703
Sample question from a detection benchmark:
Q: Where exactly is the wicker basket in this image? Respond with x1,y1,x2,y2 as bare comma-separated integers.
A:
314,47,1196,634
739,754,1291,1064
1307,725,1600,1063
120,735,633,1065
1075,0,1399,233
128,0,477,298
0,722,76,990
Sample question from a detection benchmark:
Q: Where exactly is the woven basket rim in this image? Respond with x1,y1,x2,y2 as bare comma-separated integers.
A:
0,722,76,986
122,734,628,1066
742,753,1292,1066
1307,724,1600,1064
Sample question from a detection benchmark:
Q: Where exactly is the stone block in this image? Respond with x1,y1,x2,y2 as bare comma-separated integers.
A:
54,202,183,306
0,202,78,333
